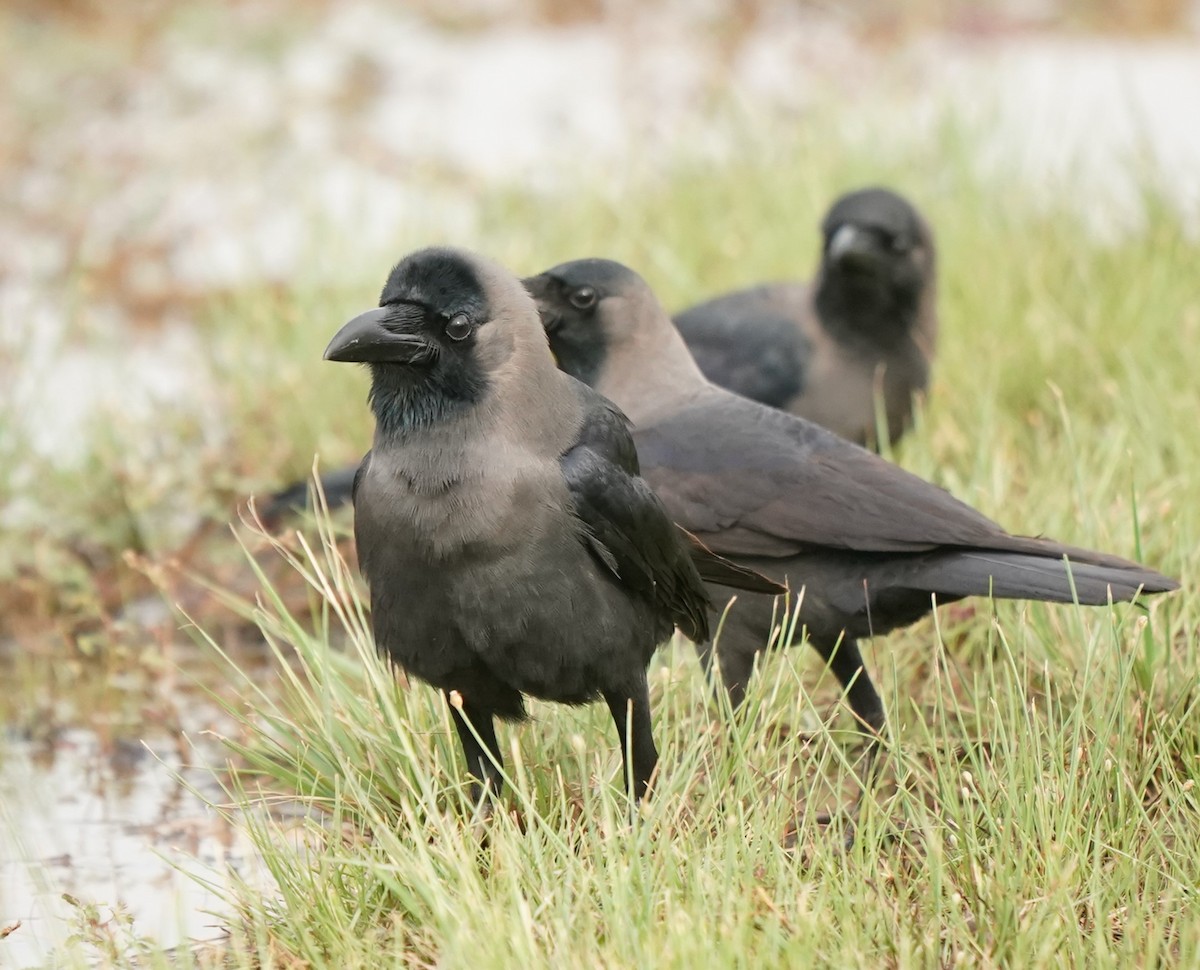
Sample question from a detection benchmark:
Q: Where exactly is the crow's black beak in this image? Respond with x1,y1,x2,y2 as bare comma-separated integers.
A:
520,274,548,300
827,224,880,270
520,275,559,332
324,307,436,365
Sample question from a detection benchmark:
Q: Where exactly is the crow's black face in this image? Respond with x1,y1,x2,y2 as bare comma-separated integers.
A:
522,258,643,387
325,248,494,432
817,188,932,343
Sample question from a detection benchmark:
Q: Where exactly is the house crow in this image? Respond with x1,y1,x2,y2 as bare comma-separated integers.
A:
323,246,780,805
523,257,1178,749
674,187,937,447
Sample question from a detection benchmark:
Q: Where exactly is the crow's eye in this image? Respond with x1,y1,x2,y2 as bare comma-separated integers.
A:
445,313,472,341
569,286,597,310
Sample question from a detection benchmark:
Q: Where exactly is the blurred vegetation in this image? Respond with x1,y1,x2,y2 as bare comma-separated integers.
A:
3,0,1195,35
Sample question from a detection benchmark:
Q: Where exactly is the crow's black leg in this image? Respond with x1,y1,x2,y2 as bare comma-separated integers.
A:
604,677,659,802
448,693,504,806
696,638,756,711
810,635,886,744
809,636,887,845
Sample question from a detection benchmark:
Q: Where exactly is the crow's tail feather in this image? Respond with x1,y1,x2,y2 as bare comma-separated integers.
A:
258,465,359,524
914,550,1177,605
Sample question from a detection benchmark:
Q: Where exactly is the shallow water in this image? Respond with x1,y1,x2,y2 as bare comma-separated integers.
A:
1,730,240,964
0,631,273,966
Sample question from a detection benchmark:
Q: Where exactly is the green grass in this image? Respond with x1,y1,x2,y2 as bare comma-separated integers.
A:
181,498,1194,968
6,124,1199,967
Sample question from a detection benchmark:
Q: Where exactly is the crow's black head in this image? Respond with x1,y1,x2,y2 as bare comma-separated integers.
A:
521,258,652,388
326,247,540,434
816,187,935,347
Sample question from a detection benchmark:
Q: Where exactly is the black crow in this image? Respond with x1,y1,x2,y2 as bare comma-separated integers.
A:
674,187,937,447
323,246,780,805
523,257,1178,748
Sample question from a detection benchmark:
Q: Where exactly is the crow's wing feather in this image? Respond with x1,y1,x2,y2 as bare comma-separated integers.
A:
674,284,811,409
636,388,1175,592
633,388,1093,560
561,381,711,642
